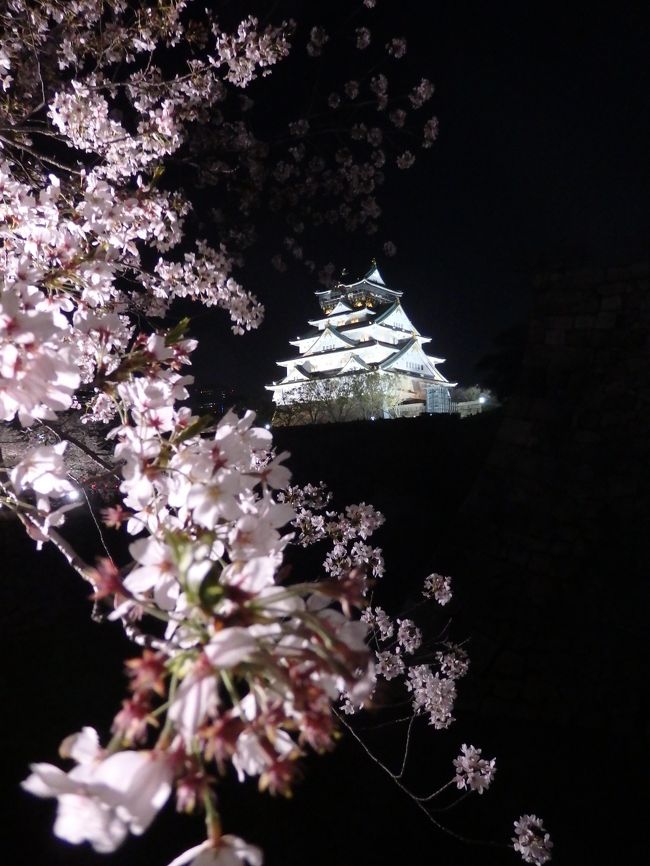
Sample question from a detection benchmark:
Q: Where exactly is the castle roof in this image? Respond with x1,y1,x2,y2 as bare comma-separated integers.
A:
307,306,376,328
276,336,406,368
315,264,402,313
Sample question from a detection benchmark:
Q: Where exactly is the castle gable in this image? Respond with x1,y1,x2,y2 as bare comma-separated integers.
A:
375,302,417,333
339,354,373,374
307,326,356,355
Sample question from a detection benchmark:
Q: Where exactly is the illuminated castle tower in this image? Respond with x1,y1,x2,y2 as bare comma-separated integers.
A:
267,263,456,423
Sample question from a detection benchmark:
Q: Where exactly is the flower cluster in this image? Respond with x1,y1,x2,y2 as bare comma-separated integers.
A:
358,575,466,729
361,605,394,640
356,28,372,51
282,485,385,585
375,650,405,680
0,0,440,307
386,38,407,59
513,815,553,865
396,618,423,654
18,395,376,859
436,644,470,679
423,572,453,605
406,665,457,729
213,15,293,88
307,26,329,58
453,744,496,794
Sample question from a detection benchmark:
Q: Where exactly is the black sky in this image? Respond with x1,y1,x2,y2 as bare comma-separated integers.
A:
191,1,649,396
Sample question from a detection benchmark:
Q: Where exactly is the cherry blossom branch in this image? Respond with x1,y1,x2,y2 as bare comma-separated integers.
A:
0,132,83,174
395,713,415,779
334,709,504,850
17,510,98,588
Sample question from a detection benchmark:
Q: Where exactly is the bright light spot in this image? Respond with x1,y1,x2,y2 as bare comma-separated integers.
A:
67,489,81,501
264,423,271,429
478,396,486,404
370,416,376,421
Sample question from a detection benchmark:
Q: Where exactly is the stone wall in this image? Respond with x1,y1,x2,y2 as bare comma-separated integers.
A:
455,264,650,731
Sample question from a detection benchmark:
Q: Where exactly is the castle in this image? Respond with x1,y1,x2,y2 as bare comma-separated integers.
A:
267,264,456,424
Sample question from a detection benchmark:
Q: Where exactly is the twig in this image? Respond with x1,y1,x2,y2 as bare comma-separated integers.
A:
16,512,97,589
396,713,415,779
0,132,83,175
334,708,504,849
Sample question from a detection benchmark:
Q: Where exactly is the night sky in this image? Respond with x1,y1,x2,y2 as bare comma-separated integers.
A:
189,1,648,397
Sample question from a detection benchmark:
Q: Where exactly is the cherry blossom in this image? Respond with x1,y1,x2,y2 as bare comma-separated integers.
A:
376,650,405,680
22,729,173,852
307,26,329,58
513,815,554,865
453,744,496,794
386,38,407,59
396,619,423,654
423,573,453,605
167,656,222,745
22,762,130,853
396,150,416,170
436,644,470,679
10,442,74,498
407,666,457,729
356,28,372,50
361,605,394,640
409,78,435,109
